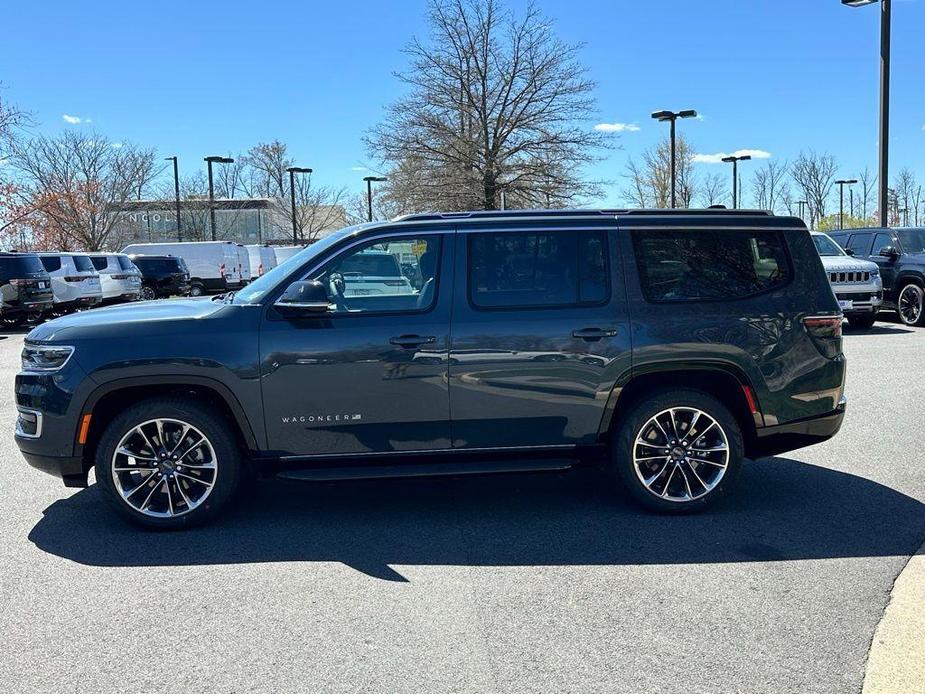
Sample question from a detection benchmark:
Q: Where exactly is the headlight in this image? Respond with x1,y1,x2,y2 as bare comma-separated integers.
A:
21,344,75,372
869,267,880,276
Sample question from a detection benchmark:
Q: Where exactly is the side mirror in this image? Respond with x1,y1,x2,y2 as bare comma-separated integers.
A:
878,246,898,259
844,248,855,256
275,280,334,313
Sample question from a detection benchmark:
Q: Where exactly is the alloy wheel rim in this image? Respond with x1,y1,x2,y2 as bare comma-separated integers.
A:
110,418,218,518
899,286,922,325
633,407,730,503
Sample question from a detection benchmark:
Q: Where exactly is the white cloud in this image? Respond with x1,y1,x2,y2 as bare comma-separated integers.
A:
350,165,368,172
62,114,83,124
693,149,772,164
594,122,640,133
111,142,123,149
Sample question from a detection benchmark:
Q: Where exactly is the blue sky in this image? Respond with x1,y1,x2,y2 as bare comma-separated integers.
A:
3,0,924,207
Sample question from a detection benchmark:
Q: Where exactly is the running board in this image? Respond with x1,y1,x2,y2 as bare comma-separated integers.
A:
275,458,575,482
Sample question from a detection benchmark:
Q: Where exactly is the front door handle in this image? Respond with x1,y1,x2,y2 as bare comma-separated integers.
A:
572,327,617,342
389,334,437,348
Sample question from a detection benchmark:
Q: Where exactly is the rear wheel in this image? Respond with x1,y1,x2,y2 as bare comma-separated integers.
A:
140,286,156,301
897,284,925,326
612,389,743,513
847,314,877,330
94,398,243,529
189,283,205,297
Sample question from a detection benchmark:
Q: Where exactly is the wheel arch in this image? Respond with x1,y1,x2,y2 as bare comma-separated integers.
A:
599,363,762,457
895,270,925,289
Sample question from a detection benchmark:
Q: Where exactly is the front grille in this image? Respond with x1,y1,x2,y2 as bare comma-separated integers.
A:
830,271,870,283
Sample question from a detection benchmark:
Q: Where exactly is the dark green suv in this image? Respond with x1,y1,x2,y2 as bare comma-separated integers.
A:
15,209,846,528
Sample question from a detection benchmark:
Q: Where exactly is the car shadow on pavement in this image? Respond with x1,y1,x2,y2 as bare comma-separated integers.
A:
28,457,925,582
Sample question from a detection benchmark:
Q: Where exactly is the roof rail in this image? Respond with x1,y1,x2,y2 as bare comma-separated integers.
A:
393,208,774,223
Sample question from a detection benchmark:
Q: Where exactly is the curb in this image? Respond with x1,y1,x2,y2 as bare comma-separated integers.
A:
862,542,925,693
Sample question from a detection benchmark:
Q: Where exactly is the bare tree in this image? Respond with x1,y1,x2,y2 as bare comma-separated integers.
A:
790,151,838,229
699,172,727,208
11,131,157,250
752,159,788,213
858,166,876,222
622,135,696,208
0,92,30,164
367,0,606,212
893,168,918,226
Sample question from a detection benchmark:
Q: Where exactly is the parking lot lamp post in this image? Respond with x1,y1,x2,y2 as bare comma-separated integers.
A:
836,179,858,229
721,155,751,209
204,156,234,241
165,156,182,241
363,176,387,222
796,200,809,222
651,109,698,208
842,0,891,227
286,167,313,243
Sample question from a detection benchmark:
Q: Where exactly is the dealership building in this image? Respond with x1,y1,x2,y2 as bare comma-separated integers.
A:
108,197,347,248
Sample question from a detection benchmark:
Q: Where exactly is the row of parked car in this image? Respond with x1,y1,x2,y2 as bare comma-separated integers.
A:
0,242,307,327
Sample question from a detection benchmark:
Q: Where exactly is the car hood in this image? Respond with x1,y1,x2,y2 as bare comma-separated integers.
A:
26,297,231,343
818,256,878,273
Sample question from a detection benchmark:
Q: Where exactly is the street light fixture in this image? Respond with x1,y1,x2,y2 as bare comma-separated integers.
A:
842,0,891,227
204,156,234,241
164,156,182,242
286,167,313,243
835,179,859,229
651,109,698,208
363,176,387,222
721,155,752,209
795,200,809,222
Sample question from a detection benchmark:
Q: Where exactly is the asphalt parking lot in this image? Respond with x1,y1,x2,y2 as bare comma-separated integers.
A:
1,319,924,694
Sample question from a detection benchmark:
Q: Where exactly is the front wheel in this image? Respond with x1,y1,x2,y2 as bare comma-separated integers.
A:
189,283,205,297
897,284,925,326
612,389,744,513
94,398,243,529
140,286,156,301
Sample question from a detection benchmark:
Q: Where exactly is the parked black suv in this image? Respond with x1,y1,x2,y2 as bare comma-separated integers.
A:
15,210,847,528
1,252,53,328
829,227,925,326
129,254,191,300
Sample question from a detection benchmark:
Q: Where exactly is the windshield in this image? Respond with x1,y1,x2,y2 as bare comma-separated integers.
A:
812,234,845,257
232,223,378,304
897,228,925,254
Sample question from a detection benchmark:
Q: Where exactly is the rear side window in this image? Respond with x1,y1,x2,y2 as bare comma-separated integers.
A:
468,230,609,309
846,234,872,256
632,230,791,302
72,255,94,272
40,256,62,273
0,255,45,275
90,256,109,271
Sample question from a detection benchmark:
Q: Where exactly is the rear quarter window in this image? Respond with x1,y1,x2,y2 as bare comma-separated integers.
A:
90,256,109,271
632,229,791,303
40,256,62,273
0,255,45,275
72,255,95,272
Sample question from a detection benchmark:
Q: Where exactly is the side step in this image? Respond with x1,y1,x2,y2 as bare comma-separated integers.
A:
275,458,575,482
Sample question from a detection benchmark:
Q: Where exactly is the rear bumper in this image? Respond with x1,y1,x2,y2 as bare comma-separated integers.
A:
751,396,847,458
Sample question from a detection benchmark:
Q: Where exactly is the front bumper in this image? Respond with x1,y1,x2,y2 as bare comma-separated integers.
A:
751,396,847,458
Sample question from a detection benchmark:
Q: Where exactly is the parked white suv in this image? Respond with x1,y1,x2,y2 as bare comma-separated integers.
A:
811,231,883,329
89,253,142,304
38,252,103,315
333,249,414,297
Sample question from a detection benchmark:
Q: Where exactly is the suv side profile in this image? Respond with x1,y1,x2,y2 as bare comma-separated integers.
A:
0,252,53,328
829,227,925,326
15,210,847,529
129,255,191,300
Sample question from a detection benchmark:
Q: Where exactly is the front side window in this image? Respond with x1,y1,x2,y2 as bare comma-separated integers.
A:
897,229,925,253
871,233,896,256
90,256,109,271
310,235,442,314
846,234,871,256
633,229,791,302
468,230,609,309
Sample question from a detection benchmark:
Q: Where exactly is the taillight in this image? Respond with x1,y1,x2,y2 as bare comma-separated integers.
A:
804,316,843,359
64,276,85,283
258,264,264,276
220,263,226,278
10,279,34,287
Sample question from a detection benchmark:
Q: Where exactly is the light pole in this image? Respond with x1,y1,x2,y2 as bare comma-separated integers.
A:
204,156,234,241
286,167,312,243
842,0,891,227
836,179,858,229
721,155,752,209
796,200,809,222
165,156,182,241
651,109,698,208
363,176,387,222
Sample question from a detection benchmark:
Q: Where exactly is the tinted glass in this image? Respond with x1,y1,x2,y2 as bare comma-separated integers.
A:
633,230,791,302
871,233,895,256
0,255,45,275
311,236,441,314
40,256,62,273
117,255,136,271
846,234,871,256
812,234,844,257
469,230,609,308
134,257,184,274
90,256,109,271
72,255,95,272
897,229,925,253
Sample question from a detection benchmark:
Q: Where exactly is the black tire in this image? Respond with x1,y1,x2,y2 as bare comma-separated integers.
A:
140,285,156,301
1,314,23,329
189,283,205,297
897,283,925,327
611,389,744,514
846,314,877,330
94,397,243,529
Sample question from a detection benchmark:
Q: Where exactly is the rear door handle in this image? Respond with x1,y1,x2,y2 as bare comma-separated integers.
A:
389,334,437,348
572,327,617,341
